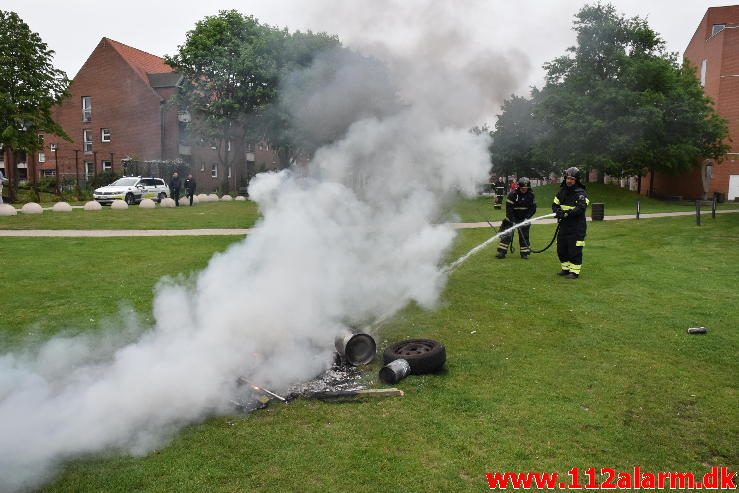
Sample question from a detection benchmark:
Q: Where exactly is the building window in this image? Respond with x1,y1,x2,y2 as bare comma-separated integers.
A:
700,59,707,87
82,96,92,122
101,128,111,142
50,143,57,152
102,160,112,172
711,24,725,36
42,169,56,177
83,129,93,153
38,152,46,163
84,161,94,178
211,164,218,178
200,162,205,172
228,166,232,178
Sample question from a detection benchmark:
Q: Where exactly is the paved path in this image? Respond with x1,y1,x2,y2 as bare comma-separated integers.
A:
1,210,737,237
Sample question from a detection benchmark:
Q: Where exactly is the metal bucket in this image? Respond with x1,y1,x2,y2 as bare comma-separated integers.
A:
379,358,411,384
334,333,376,366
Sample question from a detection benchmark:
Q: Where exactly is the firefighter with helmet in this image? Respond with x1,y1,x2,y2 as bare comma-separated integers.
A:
552,167,590,279
496,177,537,259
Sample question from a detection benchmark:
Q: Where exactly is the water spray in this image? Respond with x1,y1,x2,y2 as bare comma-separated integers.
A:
444,212,556,274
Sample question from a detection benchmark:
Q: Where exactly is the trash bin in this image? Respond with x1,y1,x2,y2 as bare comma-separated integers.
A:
591,203,605,221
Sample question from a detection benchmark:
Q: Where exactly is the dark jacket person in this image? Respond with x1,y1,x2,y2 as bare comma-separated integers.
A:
496,177,537,259
552,167,589,279
169,172,182,206
184,174,197,206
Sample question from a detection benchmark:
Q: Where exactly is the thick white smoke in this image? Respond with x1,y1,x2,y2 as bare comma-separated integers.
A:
0,3,527,491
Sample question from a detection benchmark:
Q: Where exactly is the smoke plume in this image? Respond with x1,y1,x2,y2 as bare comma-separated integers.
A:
0,2,527,491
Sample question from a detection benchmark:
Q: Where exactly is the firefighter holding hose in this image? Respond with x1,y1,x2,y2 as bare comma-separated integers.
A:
496,177,537,259
552,167,590,279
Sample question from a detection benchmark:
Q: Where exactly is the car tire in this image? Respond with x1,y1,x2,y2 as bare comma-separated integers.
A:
382,338,446,374
125,193,135,205
158,192,166,203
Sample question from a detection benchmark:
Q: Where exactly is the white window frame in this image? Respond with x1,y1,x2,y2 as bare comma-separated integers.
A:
42,169,56,177
200,162,205,172
712,24,725,36
700,59,707,87
38,152,46,163
84,161,94,178
211,164,218,178
102,160,112,172
228,166,232,178
83,129,93,153
50,143,57,152
101,128,111,142
82,96,92,122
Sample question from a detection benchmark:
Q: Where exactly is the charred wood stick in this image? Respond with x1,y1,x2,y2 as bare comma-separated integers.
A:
236,377,287,402
303,388,404,400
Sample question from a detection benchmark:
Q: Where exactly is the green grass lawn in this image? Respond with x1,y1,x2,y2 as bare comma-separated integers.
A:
0,201,261,230
1,196,737,492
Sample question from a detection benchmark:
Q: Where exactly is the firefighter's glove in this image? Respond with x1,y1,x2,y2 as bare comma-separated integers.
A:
554,209,564,219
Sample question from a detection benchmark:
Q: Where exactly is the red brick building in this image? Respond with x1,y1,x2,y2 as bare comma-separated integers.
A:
32,37,277,194
642,6,739,201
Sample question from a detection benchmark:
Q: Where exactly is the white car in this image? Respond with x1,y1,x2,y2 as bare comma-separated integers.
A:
93,177,170,205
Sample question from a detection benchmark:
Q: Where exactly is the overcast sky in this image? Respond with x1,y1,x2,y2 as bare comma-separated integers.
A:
4,0,725,117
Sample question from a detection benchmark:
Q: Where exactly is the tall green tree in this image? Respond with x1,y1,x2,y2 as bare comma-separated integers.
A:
0,10,69,201
489,90,552,180
255,29,342,168
166,11,343,179
165,10,281,183
537,2,728,192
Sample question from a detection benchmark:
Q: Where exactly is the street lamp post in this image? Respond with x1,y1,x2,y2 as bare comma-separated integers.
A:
53,144,60,195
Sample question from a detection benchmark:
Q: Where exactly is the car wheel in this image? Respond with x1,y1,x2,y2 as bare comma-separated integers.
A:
125,193,135,205
158,192,166,203
383,338,446,374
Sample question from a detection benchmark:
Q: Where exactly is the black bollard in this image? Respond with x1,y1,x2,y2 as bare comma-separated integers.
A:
695,200,701,226
636,199,640,220
712,195,717,219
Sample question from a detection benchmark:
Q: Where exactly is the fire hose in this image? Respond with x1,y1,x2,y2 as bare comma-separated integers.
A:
444,212,557,274
509,220,560,254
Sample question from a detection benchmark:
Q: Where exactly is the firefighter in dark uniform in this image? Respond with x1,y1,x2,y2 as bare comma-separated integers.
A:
552,167,590,279
493,176,506,209
496,177,537,259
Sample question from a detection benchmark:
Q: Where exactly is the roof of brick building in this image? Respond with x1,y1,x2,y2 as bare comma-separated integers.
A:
104,38,174,82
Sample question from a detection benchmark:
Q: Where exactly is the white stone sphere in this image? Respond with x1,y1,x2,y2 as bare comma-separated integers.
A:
0,204,18,216
159,197,176,208
179,197,190,206
190,195,200,205
111,199,128,210
208,193,219,201
84,201,102,211
139,198,157,209
235,195,247,201
196,193,209,202
21,202,43,214
221,194,233,201
52,202,73,212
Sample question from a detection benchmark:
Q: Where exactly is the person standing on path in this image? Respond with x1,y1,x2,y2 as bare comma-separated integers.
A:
169,172,182,206
184,174,197,206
